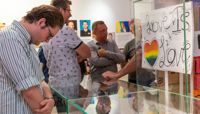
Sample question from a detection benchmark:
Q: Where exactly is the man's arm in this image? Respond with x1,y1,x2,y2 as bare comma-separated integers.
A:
103,49,142,80
22,82,55,114
60,26,91,60
40,81,53,98
97,41,125,63
76,42,91,63
106,41,125,63
35,81,55,114
117,56,135,78
76,42,91,59
0,39,53,113
103,56,136,79
21,86,45,111
89,46,115,67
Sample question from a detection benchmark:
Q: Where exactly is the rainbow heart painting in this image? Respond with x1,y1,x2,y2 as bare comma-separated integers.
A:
144,39,159,66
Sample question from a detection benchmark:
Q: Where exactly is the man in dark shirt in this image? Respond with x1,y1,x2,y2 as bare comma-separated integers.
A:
124,39,136,83
38,45,49,83
104,19,155,87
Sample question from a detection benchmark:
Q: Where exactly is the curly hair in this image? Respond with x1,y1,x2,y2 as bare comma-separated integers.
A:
23,5,64,28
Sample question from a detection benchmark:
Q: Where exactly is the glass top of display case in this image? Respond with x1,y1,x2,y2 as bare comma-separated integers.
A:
67,89,200,114
51,80,200,114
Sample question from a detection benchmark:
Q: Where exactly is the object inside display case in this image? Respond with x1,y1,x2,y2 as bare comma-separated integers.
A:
67,89,200,114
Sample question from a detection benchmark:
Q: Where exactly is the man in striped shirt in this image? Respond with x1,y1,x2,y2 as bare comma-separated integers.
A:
0,5,64,114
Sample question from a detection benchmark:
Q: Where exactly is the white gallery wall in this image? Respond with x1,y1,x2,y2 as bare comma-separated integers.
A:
0,0,50,25
132,0,154,19
0,0,131,41
71,0,131,41
70,0,131,32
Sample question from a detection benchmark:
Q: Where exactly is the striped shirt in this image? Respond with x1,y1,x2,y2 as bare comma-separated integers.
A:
0,20,44,114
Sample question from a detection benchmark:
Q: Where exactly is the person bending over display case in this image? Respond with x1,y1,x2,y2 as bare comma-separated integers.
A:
0,5,64,114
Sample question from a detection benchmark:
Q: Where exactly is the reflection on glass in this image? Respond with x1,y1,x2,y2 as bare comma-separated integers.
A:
96,96,111,114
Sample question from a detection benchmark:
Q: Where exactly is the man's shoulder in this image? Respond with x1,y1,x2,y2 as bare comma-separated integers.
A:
0,26,16,37
125,39,135,46
87,40,95,45
87,40,96,44
88,40,99,49
51,25,79,41
0,28,21,44
61,25,76,34
128,39,135,44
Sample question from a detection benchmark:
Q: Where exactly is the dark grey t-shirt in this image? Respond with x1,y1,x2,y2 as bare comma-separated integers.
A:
124,39,136,81
124,39,155,86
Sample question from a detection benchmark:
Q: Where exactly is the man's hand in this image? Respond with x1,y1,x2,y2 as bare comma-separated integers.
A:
101,78,118,86
34,99,55,114
97,48,107,57
102,71,119,80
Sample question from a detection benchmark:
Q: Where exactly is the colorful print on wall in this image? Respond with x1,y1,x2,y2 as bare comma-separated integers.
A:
80,20,91,37
144,39,159,66
0,22,6,30
142,2,194,74
116,21,130,33
107,32,115,41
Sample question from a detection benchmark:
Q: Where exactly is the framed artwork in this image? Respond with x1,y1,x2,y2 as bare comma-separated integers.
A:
80,20,91,37
66,20,77,32
0,22,6,30
116,21,130,33
107,32,115,41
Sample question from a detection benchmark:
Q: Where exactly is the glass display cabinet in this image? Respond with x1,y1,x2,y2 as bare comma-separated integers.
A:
51,80,200,114
50,0,200,114
68,89,200,114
